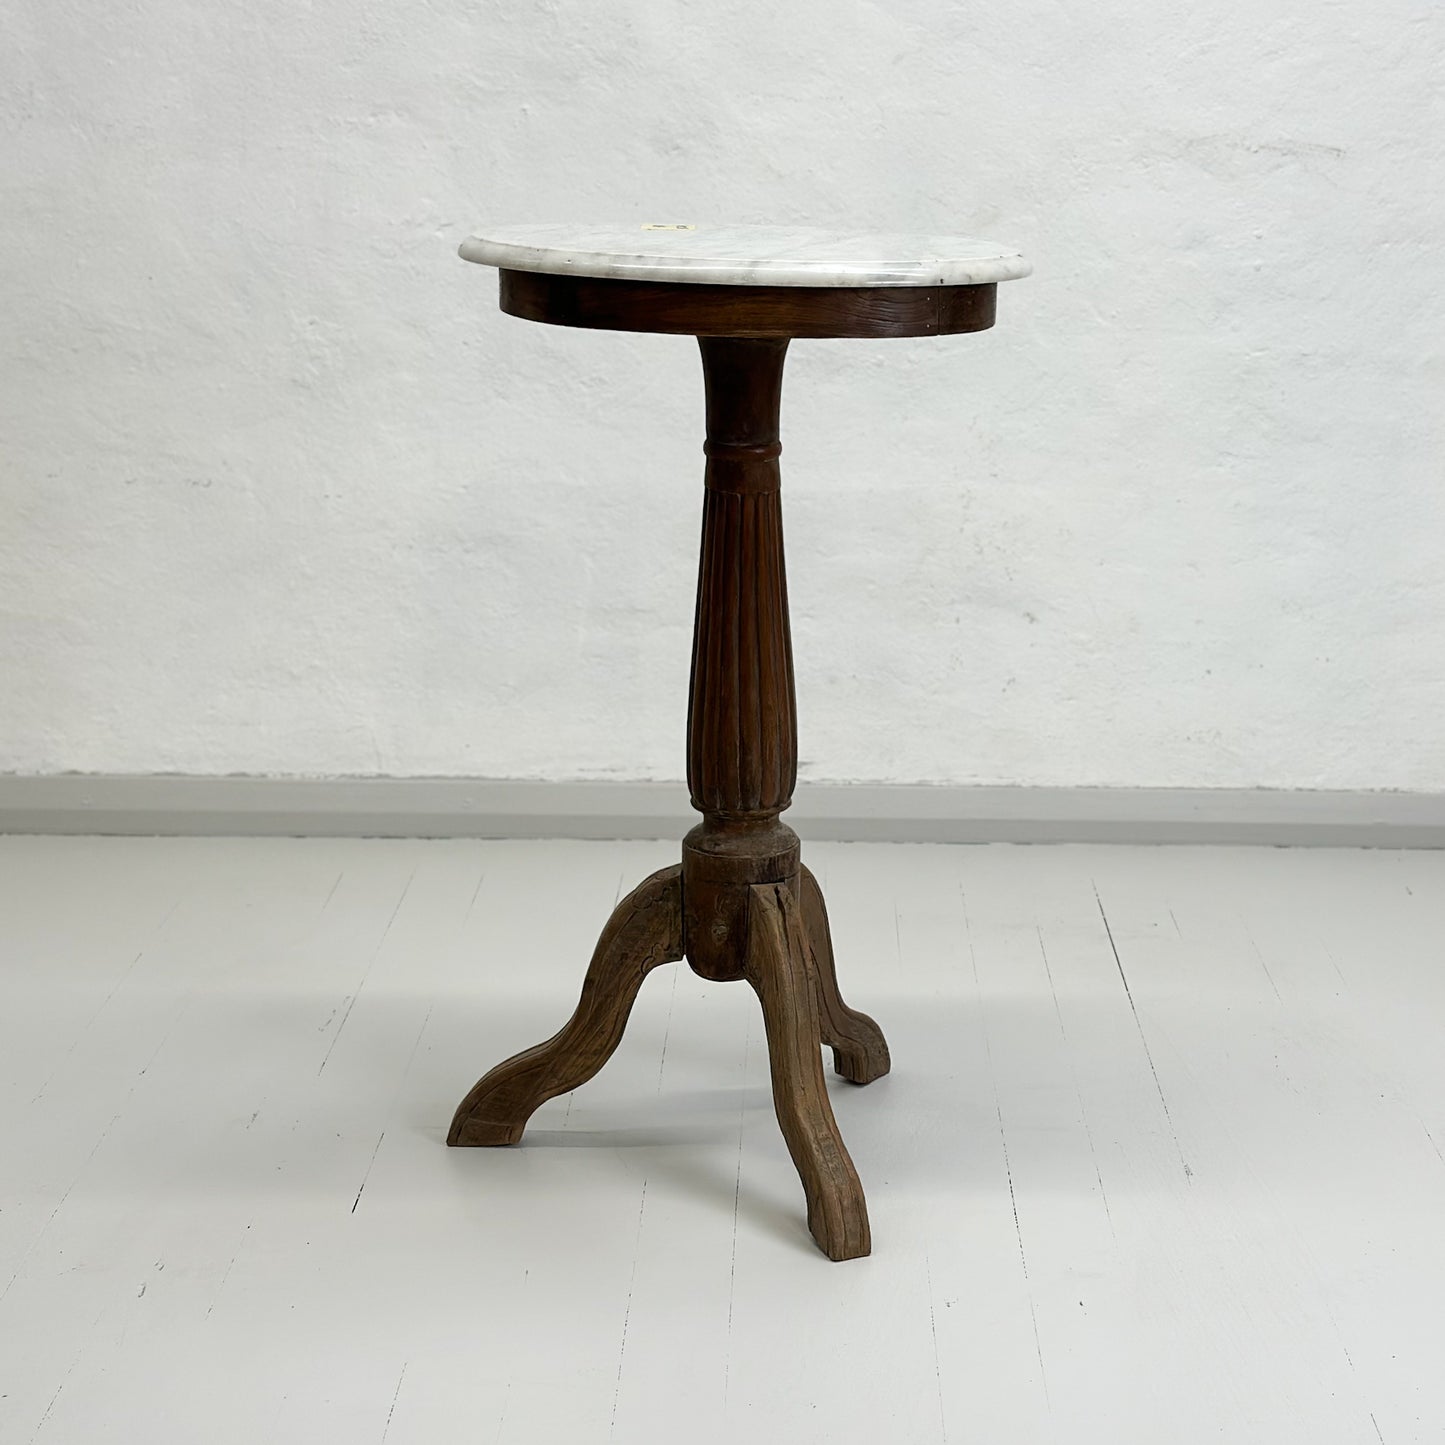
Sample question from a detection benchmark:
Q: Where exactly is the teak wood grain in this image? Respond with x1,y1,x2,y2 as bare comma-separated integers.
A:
443,275,1009,1258
801,864,891,1086
447,865,684,1147
499,268,997,338
746,881,870,1261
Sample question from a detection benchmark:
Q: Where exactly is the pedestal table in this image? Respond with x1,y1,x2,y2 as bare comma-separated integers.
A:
448,223,1031,1260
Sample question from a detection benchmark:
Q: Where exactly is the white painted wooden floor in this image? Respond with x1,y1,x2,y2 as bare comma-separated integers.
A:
2,836,1443,1443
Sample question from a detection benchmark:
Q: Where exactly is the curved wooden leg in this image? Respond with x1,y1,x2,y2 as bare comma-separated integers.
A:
746,881,870,1261
799,866,891,1085
448,864,684,1147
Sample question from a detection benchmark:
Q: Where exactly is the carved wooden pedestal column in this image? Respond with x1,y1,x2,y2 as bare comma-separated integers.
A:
681,336,886,1259
449,333,889,1261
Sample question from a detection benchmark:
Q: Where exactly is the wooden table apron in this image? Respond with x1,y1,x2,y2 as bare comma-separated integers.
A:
448,269,1000,1261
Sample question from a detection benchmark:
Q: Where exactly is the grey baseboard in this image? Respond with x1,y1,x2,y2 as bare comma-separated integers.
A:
1,774,1443,846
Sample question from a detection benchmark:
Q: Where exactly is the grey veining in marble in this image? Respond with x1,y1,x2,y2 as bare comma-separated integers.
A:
458,223,1031,288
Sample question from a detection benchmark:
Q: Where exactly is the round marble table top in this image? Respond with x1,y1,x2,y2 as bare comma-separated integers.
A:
458,223,1031,289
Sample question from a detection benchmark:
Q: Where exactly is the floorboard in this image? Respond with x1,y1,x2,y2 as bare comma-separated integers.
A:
1,837,1442,1442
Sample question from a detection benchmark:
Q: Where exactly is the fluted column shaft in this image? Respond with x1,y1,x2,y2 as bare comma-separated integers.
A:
686,336,797,820
683,337,800,981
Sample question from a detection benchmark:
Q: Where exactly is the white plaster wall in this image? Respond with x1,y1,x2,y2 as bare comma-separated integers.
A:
3,0,1443,789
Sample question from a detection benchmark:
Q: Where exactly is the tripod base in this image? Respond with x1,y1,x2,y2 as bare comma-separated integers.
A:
447,861,888,1261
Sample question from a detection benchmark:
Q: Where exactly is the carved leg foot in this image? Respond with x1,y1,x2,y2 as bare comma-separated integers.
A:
746,881,870,1261
800,866,891,1085
448,865,684,1147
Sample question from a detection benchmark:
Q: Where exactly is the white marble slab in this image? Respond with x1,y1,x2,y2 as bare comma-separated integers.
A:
458,222,1031,288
